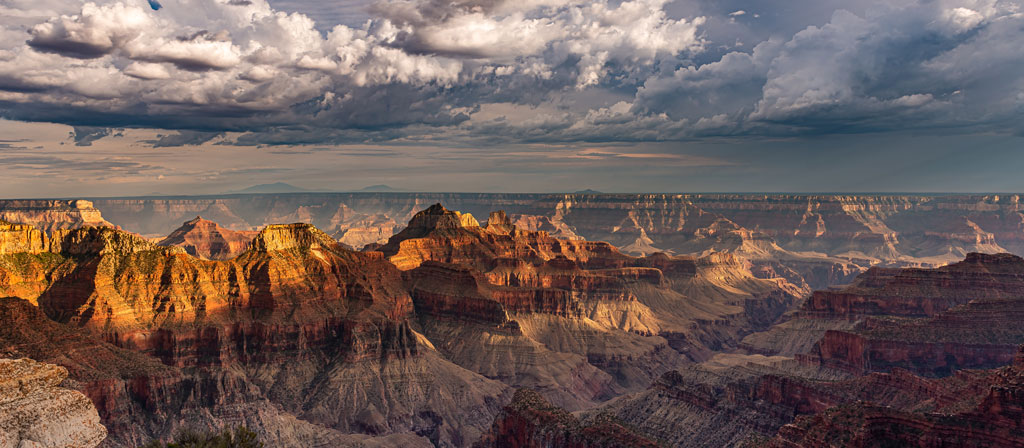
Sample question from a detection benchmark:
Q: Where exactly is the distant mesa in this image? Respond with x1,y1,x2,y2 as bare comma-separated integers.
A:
358,184,402,192
574,189,603,194
229,182,307,194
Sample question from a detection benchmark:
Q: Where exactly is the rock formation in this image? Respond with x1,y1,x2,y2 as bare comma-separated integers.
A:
156,216,257,260
0,200,113,234
0,357,107,448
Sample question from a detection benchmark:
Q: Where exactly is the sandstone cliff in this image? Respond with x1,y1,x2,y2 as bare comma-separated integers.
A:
790,253,1024,375
0,200,113,234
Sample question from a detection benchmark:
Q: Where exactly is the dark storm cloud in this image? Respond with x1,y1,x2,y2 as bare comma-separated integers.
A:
0,0,1021,147
145,131,224,147
71,127,113,146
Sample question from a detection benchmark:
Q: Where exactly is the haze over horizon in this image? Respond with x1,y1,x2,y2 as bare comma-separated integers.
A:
1,0,1022,196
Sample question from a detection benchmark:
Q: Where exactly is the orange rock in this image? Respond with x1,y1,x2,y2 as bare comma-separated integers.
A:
156,216,257,260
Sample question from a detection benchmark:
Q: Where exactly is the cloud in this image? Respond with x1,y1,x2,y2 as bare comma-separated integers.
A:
0,154,159,175
627,0,1024,137
70,126,112,146
27,2,152,58
145,130,224,147
0,0,1022,147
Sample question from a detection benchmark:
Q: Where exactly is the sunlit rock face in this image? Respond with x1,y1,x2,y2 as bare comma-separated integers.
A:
0,358,107,448
156,216,257,260
0,200,114,233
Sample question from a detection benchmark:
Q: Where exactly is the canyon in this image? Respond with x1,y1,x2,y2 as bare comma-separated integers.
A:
0,194,1022,447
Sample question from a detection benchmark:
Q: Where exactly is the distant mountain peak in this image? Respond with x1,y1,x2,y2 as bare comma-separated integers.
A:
574,189,603,194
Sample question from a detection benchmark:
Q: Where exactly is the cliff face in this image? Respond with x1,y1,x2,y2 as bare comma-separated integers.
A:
0,200,113,234
802,252,1024,319
792,253,1024,375
742,252,1024,377
156,216,257,260
0,357,108,448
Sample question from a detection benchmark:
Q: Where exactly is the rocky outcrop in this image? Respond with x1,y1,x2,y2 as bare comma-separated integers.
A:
0,358,107,448
0,221,48,255
473,388,659,448
378,203,628,272
156,217,256,260
0,200,113,234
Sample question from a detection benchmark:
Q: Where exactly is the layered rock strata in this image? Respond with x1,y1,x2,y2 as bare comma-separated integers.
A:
0,200,113,233
156,216,257,260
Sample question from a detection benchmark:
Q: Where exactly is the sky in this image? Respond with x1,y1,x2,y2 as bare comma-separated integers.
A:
0,0,1022,196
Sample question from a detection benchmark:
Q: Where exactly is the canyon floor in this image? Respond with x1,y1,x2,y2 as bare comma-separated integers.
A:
1,194,1023,447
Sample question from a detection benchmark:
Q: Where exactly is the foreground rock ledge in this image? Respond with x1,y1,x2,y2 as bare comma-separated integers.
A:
0,358,106,448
